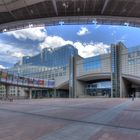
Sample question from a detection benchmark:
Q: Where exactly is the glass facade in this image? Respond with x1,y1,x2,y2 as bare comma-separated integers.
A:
111,43,123,97
22,44,78,67
8,65,67,80
128,46,140,65
69,55,75,98
111,46,115,73
8,45,77,83
85,81,111,96
86,81,111,89
83,55,101,71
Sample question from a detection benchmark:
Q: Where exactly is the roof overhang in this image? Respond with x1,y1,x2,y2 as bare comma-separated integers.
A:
0,0,140,32
1,15,140,32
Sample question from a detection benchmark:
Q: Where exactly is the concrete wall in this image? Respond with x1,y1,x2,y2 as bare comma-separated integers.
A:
120,77,131,97
74,80,86,98
55,65,69,88
76,54,111,77
121,49,140,77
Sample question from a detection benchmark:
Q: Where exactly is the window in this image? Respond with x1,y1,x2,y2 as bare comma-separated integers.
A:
59,73,62,76
83,56,101,71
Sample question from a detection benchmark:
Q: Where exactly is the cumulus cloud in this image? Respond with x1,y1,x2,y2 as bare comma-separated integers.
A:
74,42,110,58
5,27,46,41
77,27,90,36
1,26,110,68
39,35,110,58
39,36,73,50
0,42,23,65
0,41,39,67
0,64,6,69
0,43,24,57
4,26,109,58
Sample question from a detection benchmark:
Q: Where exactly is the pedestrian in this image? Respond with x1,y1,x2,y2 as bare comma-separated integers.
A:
132,93,134,101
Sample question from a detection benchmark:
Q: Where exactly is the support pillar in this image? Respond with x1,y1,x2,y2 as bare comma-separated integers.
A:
54,88,57,98
29,88,32,99
120,77,130,98
5,85,10,99
75,80,86,98
69,55,84,98
17,86,20,99
69,55,75,98
111,43,123,98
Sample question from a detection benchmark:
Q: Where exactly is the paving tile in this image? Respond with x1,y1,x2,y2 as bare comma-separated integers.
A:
0,98,140,140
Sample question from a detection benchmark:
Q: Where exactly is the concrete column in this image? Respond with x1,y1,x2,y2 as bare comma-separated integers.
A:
74,80,86,98
111,43,124,98
120,77,130,98
69,55,75,98
17,86,20,99
111,75,113,98
29,88,32,99
54,88,57,98
40,90,42,98
120,77,123,98
5,85,10,99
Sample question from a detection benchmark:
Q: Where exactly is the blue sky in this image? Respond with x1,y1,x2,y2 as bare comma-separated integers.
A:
0,24,140,68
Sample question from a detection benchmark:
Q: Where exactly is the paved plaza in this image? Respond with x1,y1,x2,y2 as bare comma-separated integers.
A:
0,98,140,140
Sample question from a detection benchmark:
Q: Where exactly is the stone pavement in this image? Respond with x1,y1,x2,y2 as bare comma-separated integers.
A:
0,98,140,140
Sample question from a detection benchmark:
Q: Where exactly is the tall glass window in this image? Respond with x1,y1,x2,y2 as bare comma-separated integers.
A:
128,46,140,65
83,55,101,71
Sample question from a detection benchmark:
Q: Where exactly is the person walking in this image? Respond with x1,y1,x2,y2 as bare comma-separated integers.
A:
132,93,134,101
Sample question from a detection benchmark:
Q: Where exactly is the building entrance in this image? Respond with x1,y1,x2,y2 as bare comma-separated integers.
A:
85,81,111,97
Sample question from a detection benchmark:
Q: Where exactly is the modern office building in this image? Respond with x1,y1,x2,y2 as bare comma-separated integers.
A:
22,44,78,67
1,42,140,99
0,44,77,98
57,42,140,98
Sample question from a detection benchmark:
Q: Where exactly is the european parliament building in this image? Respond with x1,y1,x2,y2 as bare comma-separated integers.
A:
2,42,140,99
22,44,78,67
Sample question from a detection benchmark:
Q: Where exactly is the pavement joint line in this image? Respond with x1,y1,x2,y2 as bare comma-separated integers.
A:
0,99,114,106
0,101,122,110
35,100,135,140
0,102,140,132
125,109,140,112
